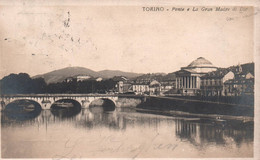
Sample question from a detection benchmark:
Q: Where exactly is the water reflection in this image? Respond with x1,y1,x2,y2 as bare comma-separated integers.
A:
175,119,253,148
1,107,254,158
74,108,119,129
2,108,254,145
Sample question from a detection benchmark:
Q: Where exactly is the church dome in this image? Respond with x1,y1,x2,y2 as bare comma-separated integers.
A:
187,57,216,68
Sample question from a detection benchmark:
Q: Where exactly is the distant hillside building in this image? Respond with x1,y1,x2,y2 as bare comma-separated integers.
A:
112,76,128,82
175,57,218,95
76,75,92,82
96,77,103,82
134,73,164,84
64,77,74,83
64,75,96,83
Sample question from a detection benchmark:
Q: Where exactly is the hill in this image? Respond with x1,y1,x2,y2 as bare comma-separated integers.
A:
98,70,143,79
33,67,102,84
134,73,167,82
33,67,143,84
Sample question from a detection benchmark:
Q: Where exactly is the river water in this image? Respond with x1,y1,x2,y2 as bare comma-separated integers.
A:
1,103,254,158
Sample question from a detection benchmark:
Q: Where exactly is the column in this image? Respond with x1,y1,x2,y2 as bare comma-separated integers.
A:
187,76,190,88
185,76,187,88
181,78,183,89
182,77,184,88
194,76,197,88
190,76,192,89
177,78,179,88
189,76,191,88
191,76,193,88
187,76,189,88
183,76,186,88
193,76,195,88
197,77,200,89
181,77,183,88
179,78,181,88
194,76,196,88
186,76,188,88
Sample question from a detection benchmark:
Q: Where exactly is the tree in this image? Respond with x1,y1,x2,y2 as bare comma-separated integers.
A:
0,73,48,94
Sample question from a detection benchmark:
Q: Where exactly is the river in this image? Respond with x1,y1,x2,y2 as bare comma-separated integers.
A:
1,102,253,158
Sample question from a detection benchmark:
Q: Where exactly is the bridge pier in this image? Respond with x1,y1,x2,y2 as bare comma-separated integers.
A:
1,101,6,111
41,102,52,110
81,100,91,109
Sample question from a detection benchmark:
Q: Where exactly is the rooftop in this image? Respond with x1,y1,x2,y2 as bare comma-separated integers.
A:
186,57,216,68
201,68,232,79
201,62,254,79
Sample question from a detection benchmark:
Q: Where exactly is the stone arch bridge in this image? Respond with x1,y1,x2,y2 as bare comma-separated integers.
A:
1,94,120,110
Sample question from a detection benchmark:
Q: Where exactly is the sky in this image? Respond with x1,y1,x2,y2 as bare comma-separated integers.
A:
0,5,254,78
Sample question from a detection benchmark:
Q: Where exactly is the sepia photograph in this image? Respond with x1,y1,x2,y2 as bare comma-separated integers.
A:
0,1,259,159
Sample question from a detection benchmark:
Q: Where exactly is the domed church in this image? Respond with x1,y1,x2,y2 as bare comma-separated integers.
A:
175,57,218,95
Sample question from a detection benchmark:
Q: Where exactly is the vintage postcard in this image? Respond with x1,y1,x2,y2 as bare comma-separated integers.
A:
0,0,259,159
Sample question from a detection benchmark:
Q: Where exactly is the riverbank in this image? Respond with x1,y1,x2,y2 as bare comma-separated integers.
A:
136,96,254,117
165,94,254,106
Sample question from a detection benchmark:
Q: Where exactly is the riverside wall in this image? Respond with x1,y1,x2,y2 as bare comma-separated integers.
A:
137,96,254,117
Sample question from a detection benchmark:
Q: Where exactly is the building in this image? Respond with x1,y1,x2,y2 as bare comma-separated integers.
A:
132,80,162,95
117,81,132,93
200,69,235,96
200,63,254,96
112,76,128,82
175,57,218,95
76,75,92,82
96,77,103,82
149,80,161,95
160,72,176,93
114,76,132,93
134,73,164,84
224,76,254,96
223,63,254,96
64,77,74,83
132,82,150,94
160,81,174,93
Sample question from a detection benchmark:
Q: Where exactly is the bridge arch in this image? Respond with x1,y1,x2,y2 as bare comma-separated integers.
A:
1,97,43,108
50,99,82,118
89,98,116,112
3,99,42,120
4,99,42,109
50,98,82,109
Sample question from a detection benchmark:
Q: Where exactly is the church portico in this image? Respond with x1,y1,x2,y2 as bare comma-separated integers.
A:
175,57,217,95
175,72,201,95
